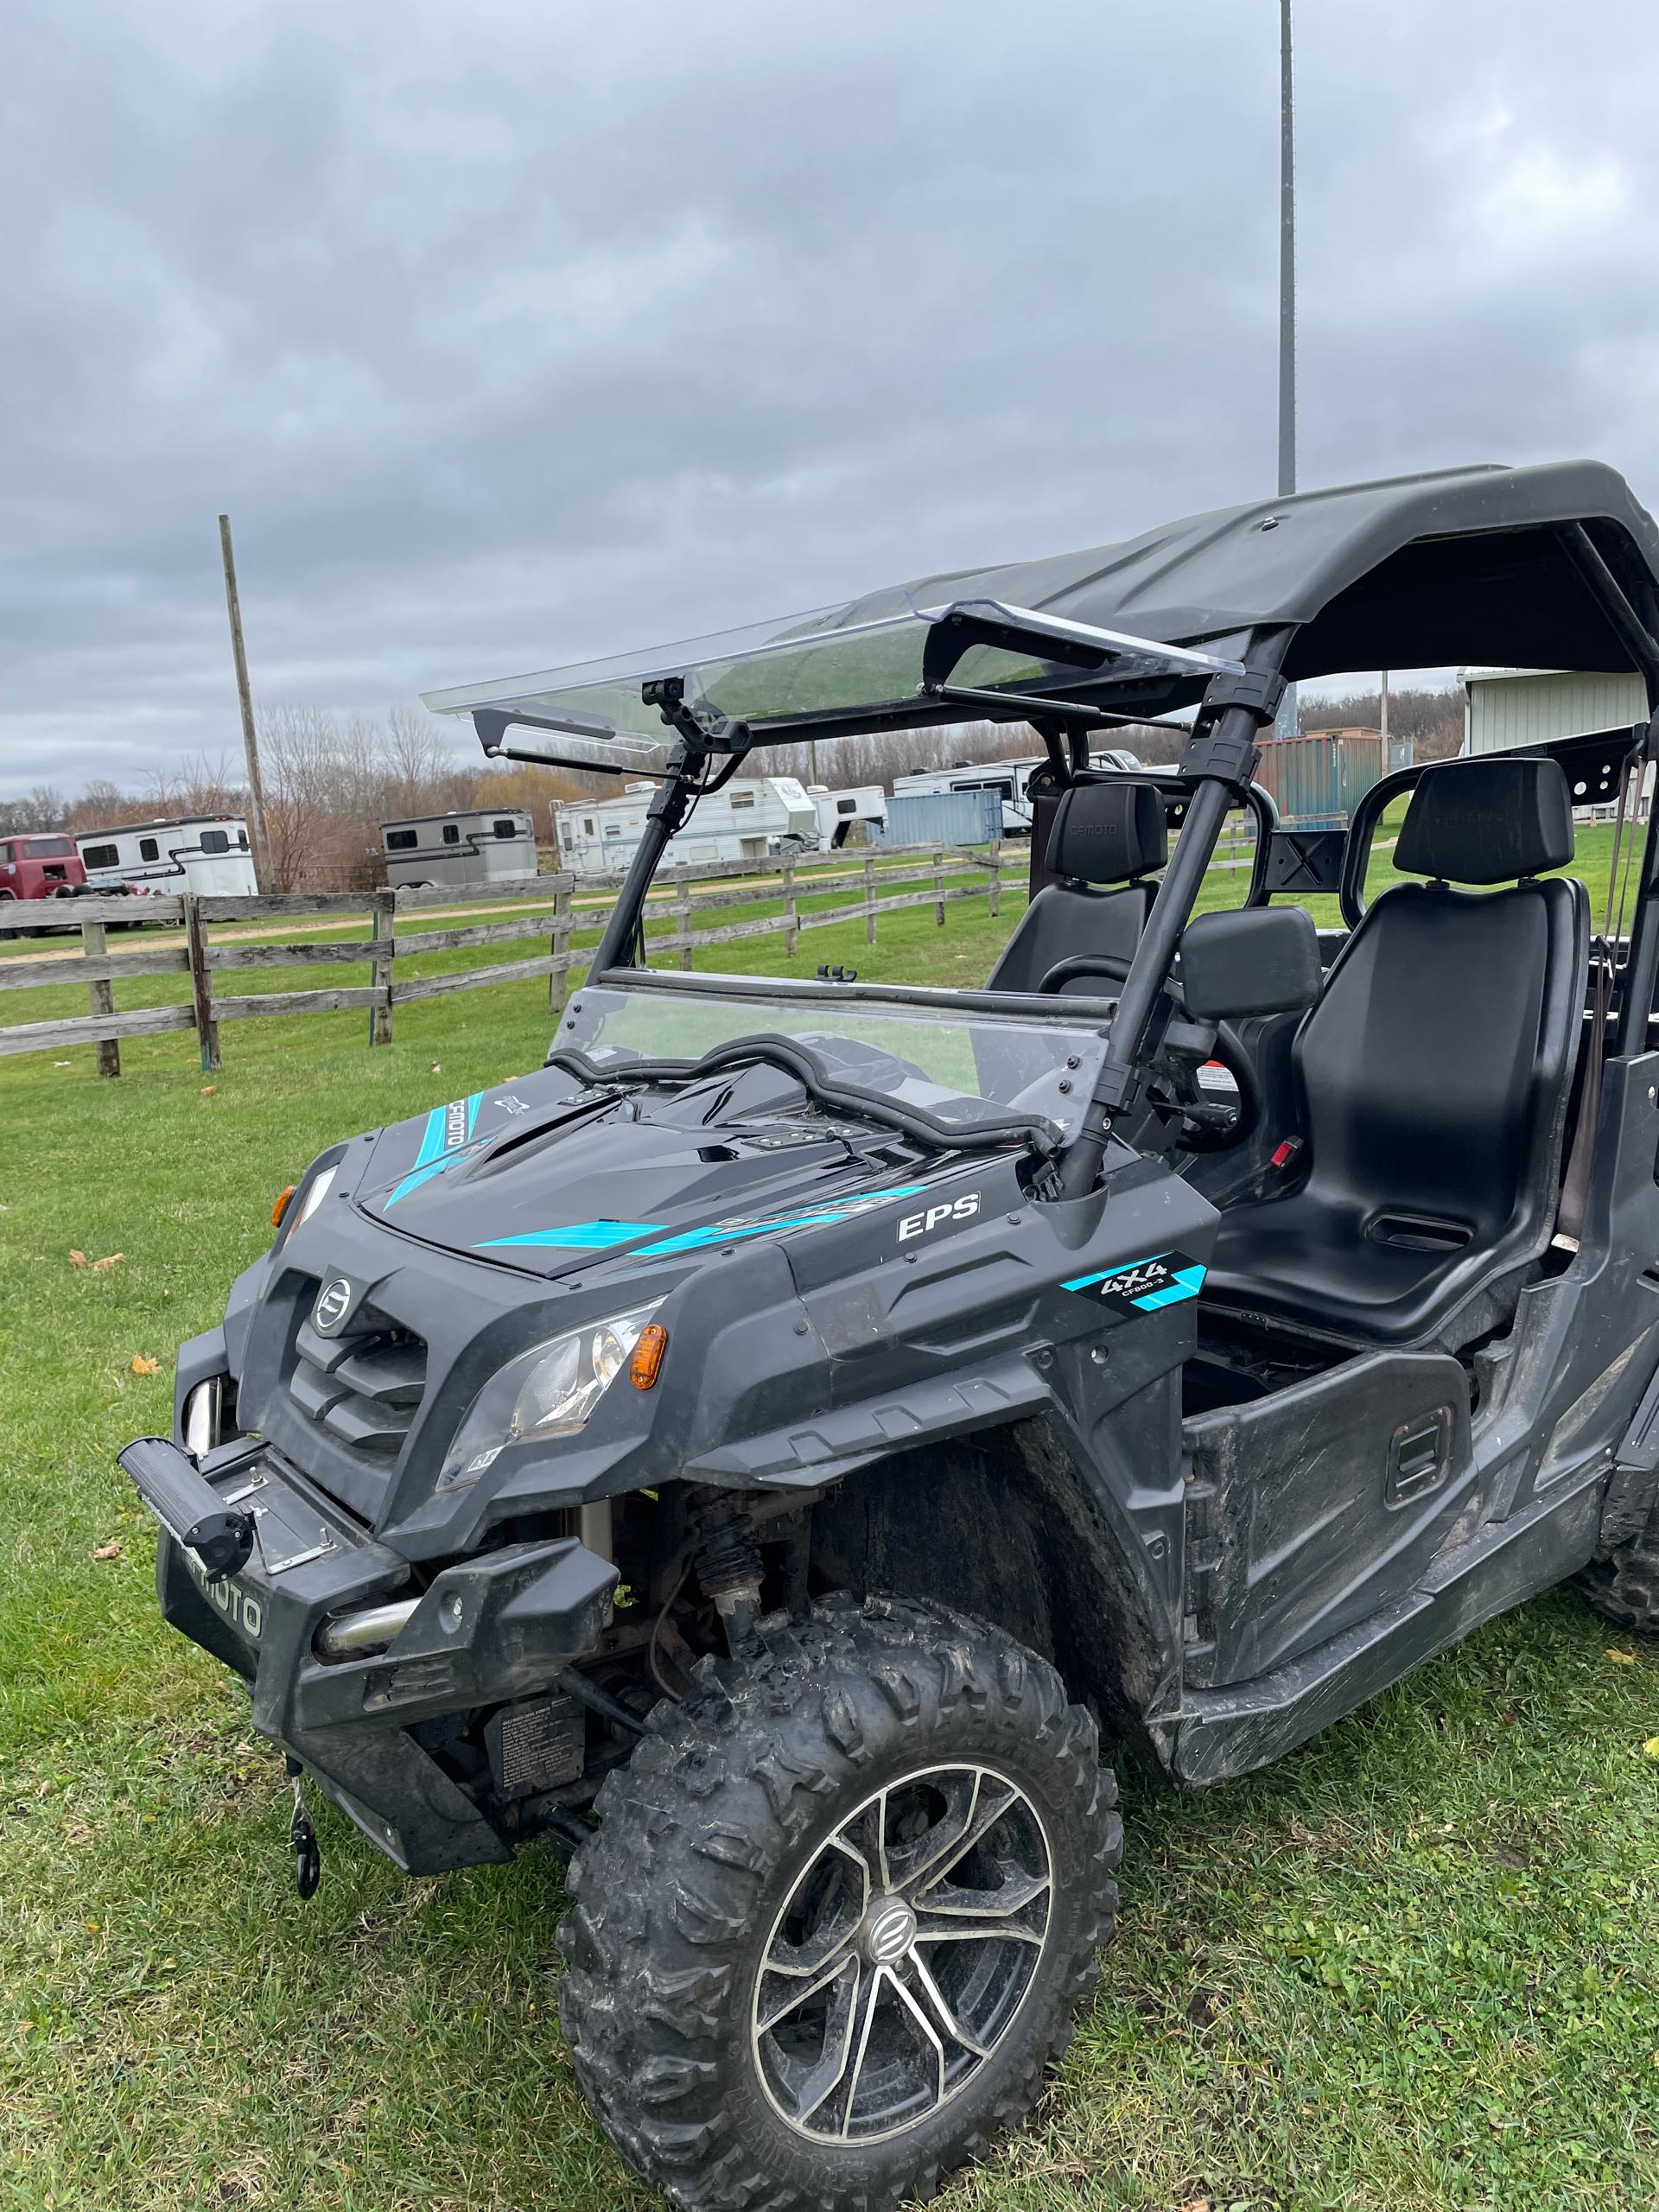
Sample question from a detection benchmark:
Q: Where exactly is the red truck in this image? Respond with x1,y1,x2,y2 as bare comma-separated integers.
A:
0,833,88,930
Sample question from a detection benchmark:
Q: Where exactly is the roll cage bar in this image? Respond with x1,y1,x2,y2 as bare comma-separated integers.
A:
466,519,1659,1198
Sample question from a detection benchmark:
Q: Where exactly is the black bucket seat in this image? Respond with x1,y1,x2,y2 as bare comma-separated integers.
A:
1204,757,1588,1350
987,779,1167,995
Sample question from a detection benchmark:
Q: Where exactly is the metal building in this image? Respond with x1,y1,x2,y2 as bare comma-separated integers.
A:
1460,667,1647,753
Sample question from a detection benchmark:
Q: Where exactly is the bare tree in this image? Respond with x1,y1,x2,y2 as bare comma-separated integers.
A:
0,784,69,835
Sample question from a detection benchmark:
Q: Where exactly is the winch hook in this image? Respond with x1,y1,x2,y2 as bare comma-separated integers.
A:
285,1756,321,1900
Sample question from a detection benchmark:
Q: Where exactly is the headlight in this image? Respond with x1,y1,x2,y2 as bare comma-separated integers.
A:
274,1160,340,1239
294,1162,338,1230
439,1301,662,1488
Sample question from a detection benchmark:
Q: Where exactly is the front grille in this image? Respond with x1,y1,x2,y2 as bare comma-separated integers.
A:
289,1297,428,1456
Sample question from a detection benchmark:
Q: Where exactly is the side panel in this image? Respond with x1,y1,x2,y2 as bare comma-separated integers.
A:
1173,1462,1605,1785
1184,1351,1475,1687
1173,1052,1659,1783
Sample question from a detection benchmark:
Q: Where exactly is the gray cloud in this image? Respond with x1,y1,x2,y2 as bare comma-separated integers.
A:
4,0,1659,795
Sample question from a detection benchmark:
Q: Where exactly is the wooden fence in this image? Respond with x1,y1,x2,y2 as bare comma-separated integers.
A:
0,842,1018,1076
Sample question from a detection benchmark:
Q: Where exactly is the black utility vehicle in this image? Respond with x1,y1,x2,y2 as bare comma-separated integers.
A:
124,462,1659,2210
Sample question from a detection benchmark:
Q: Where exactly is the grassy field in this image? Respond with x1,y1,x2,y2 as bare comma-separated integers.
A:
3,837,1657,2211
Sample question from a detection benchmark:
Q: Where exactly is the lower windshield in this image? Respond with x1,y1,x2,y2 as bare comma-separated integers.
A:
563,980,1109,1139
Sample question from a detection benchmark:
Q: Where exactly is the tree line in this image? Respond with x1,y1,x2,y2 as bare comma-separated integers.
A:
3,686,1458,889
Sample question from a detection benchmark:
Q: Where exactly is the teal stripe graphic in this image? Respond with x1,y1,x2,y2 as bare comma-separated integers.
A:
385,1092,488,1209
474,1183,936,1258
480,1221,663,1251
1130,1265,1207,1310
635,1182,930,1255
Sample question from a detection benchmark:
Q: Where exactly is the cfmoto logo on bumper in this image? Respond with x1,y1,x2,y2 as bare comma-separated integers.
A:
313,1278,353,1332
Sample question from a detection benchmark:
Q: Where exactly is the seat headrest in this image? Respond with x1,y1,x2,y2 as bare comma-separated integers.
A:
1046,779,1168,885
1393,758,1574,886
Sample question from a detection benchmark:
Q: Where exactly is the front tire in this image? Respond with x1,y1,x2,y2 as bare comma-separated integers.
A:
557,1593,1121,2211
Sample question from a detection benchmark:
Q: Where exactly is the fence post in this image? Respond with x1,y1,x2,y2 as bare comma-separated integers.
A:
183,894,220,1074
988,838,1001,920
933,845,945,927
863,854,877,946
81,910,120,1078
676,868,693,971
783,857,799,957
368,888,395,1046
550,880,572,1018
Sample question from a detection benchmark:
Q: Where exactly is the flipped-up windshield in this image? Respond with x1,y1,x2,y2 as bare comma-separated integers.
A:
563,977,1109,1141
424,599,1238,750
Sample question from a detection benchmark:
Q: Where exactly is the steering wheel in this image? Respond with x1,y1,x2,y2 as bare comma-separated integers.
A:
1036,951,1134,997
1140,1027,1260,1154
1034,952,1260,1154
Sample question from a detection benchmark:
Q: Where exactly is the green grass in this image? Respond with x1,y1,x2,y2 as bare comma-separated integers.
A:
3,845,1657,2211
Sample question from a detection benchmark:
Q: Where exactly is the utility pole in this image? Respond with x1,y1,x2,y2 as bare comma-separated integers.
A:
218,514,271,874
1274,0,1299,741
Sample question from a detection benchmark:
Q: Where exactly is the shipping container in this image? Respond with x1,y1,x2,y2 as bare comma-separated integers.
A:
1254,731,1385,829
875,788,1005,848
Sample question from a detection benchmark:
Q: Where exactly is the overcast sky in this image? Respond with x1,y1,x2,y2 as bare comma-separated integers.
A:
3,0,1658,799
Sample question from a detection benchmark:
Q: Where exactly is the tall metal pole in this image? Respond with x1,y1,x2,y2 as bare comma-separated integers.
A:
1274,0,1299,741
217,514,271,879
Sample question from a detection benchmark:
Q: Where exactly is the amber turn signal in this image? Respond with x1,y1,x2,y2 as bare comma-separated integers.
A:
271,1184,297,1227
629,1322,669,1390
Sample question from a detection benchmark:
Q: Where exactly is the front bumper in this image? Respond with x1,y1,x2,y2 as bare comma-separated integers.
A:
124,1433,616,1874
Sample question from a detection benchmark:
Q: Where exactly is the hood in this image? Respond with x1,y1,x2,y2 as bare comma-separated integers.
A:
353,1059,938,1279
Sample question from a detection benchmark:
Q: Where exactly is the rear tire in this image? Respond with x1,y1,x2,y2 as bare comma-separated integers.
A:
556,1593,1121,2212
1574,1495,1659,1632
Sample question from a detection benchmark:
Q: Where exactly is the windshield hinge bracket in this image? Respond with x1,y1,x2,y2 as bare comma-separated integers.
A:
642,674,728,753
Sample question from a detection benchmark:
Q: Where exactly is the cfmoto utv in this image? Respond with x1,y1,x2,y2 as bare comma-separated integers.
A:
123,461,1659,2209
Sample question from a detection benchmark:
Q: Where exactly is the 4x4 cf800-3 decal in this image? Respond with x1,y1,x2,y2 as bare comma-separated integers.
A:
1062,1251,1206,1321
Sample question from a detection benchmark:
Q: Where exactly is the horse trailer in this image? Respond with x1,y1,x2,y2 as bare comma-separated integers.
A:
75,817,258,898
810,784,887,847
380,809,538,891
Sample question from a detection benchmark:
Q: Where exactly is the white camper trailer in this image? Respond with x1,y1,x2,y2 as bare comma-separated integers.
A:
809,785,887,849
75,816,258,898
380,809,538,890
891,748,1143,836
554,777,817,875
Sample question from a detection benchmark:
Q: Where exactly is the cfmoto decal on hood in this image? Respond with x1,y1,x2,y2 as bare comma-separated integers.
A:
474,1182,933,1256
383,1093,485,1209
1063,1250,1206,1319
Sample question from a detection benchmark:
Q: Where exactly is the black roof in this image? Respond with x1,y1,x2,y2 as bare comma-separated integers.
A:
428,461,1659,760
866,460,1659,683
